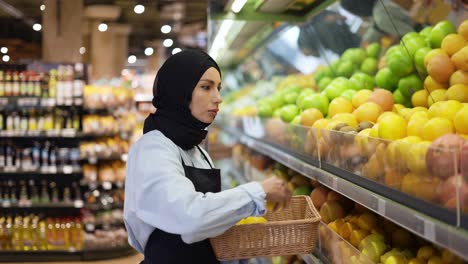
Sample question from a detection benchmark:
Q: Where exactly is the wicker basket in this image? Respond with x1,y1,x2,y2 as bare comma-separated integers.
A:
210,195,321,260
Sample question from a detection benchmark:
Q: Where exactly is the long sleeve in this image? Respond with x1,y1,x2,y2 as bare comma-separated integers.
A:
123,131,266,252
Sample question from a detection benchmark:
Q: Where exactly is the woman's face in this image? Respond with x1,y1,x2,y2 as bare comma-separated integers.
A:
189,67,222,123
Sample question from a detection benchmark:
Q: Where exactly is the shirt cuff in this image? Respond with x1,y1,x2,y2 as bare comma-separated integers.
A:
238,182,266,216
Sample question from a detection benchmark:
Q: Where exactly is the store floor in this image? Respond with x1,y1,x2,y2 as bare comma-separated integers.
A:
4,253,143,264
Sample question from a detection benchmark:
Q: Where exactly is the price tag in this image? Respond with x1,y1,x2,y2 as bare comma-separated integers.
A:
378,198,386,215
63,165,73,174
424,220,436,241
74,200,84,208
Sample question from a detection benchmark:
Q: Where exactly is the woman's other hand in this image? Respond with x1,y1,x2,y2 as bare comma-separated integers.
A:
260,176,292,204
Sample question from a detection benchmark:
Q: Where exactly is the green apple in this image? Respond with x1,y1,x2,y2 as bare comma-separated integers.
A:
393,89,412,107
301,93,329,115
429,20,456,48
314,69,328,84
273,108,282,118
296,89,315,108
324,77,350,100
293,186,312,195
291,115,301,125
342,48,367,65
386,45,414,78
340,89,357,101
419,26,432,38
401,34,427,56
257,103,273,118
375,68,399,91
349,72,375,91
337,60,355,78
269,94,285,109
398,73,423,98
361,57,379,75
366,42,381,58
280,104,300,123
318,76,333,92
402,32,420,42
283,91,300,104
414,47,431,76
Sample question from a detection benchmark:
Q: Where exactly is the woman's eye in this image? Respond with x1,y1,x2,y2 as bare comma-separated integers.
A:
201,85,210,90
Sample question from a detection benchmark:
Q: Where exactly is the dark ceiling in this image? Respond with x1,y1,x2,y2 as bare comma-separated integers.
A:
0,0,209,58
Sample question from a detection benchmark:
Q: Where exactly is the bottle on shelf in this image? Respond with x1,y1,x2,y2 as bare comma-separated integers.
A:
18,181,30,207
49,69,57,99
19,110,28,131
29,109,38,132
50,182,59,203
40,180,50,204
40,72,49,98
4,71,12,97
11,216,23,250
27,71,34,97
12,71,20,97
33,73,41,98
73,63,85,99
29,180,40,204
19,71,27,96
0,70,5,96
22,216,33,251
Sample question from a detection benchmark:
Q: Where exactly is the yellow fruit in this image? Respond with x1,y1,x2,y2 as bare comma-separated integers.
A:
329,97,354,118
357,213,378,230
399,108,411,119
312,118,330,138
392,228,413,248
412,89,429,107
459,20,468,40
404,107,428,121
392,104,405,113
441,33,467,56
332,113,358,128
407,116,429,138
428,256,442,264
450,70,468,86
410,111,429,120
352,89,373,108
378,115,407,140
424,76,448,94
241,216,268,224
424,48,446,67
454,107,468,134
429,100,463,121
427,89,447,106
422,117,454,141
300,108,324,127
408,258,425,264
451,46,468,71
354,102,383,123
417,245,437,260
378,111,399,123
327,219,345,233
370,124,379,138
446,84,468,102
350,229,370,247
407,141,431,175
428,54,456,83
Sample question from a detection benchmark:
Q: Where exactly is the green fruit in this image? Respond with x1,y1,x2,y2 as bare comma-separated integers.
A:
280,104,300,123
314,70,328,84
419,26,432,38
349,72,375,91
337,60,355,77
283,91,300,104
401,34,427,56
301,93,329,115
366,43,381,58
342,48,367,65
257,103,273,118
402,32,420,42
429,20,456,48
273,108,282,118
375,68,399,91
293,185,312,195
398,74,423,98
393,89,412,107
324,77,350,100
386,45,414,78
291,115,301,125
414,47,431,76
269,94,284,109
340,89,357,101
296,89,316,108
318,76,333,92
360,57,379,75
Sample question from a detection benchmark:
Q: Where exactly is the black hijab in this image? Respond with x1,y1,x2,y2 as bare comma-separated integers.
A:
143,49,221,150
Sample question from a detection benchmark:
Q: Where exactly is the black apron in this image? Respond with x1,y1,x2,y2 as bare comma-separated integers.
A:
142,146,221,264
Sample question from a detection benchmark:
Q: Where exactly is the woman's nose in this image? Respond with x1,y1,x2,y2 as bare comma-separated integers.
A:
213,90,223,104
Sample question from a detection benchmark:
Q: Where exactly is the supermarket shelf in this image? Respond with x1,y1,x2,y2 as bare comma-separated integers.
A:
83,180,125,190
0,201,84,209
224,128,468,260
80,153,127,164
0,130,119,140
82,108,113,115
81,244,136,261
0,167,82,176
0,97,83,108
85,202,124,211
84,221,125,232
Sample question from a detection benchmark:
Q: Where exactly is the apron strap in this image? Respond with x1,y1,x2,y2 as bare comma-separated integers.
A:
196,145,214,169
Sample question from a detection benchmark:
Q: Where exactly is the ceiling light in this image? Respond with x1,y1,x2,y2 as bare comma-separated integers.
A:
2,55,10,62
134,4,145,14
172,48,181,55
33,23,42,31
144,47,154,56
79,47,86,55
161,25,171,34
98,23,108,32
40,4,45,11
1,47,7,54
163,39,173,47
128,55,137,64
231,0,247,13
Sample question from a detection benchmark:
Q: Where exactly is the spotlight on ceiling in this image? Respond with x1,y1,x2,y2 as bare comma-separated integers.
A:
1,47,8,54
79,47,86,55
128,55,137,64
231,0,247,13
33,23,42,31
172,48,182,55
161,25,171,34
134,4,145,14
2,55,10,62
40,4,45,11
145,47,154,56
163,39,173,48
98,23,108,32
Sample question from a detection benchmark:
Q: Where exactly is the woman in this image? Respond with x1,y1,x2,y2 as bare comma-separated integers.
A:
124,49,292,264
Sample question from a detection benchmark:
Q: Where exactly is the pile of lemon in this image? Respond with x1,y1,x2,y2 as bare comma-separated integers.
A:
236,216,268,225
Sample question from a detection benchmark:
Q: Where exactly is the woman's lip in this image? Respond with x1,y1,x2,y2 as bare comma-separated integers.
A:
208,109,219,113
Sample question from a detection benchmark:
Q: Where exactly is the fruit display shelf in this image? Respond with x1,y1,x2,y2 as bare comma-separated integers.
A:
220,124,468,260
